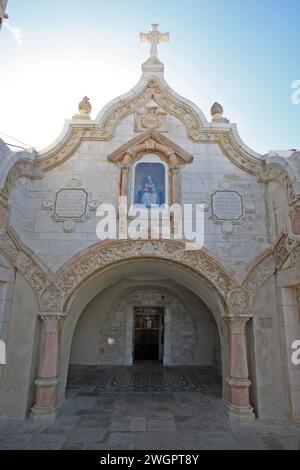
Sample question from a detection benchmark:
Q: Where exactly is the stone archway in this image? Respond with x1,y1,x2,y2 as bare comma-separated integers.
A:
69,282,222,369
27,239,255,424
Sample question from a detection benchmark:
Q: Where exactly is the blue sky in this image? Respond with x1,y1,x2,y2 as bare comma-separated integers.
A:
0,0,299,153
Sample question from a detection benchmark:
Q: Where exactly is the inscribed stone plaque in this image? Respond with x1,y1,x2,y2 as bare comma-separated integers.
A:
211,190,244,221
54,189,88,219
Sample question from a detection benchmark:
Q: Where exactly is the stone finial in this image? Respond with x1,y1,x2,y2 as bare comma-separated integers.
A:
210,102,229,123
211,102,223,119
79,96,92,116
72,96,92,120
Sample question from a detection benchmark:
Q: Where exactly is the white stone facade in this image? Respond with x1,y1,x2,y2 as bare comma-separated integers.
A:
0,31,299,424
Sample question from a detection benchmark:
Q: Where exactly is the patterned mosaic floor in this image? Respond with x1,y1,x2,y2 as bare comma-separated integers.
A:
67,365,218,394
93,369,205,393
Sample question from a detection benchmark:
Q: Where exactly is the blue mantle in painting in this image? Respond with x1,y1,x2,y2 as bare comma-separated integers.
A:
134,162,166,208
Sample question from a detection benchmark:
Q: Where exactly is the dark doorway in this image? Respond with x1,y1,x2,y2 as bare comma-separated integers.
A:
133,307,164,363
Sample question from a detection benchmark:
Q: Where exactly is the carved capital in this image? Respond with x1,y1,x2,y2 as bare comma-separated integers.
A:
120,164,130,173
169,165,180,176
39,312,66,333
226,288,250,315
224,314,252,333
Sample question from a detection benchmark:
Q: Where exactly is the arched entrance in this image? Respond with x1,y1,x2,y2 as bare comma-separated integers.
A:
28,240,255,424
69,282,222,368
67,277,223,404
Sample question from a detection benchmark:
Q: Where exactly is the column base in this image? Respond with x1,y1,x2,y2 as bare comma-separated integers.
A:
226,402,255,424
30,405,57,424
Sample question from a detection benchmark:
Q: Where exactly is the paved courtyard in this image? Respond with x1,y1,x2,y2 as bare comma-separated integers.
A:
0,365,299,450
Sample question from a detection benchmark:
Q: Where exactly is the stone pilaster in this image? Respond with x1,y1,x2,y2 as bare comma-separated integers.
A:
225,314,255,423
169,165,180,204
120,165,130,197
30,312,66,423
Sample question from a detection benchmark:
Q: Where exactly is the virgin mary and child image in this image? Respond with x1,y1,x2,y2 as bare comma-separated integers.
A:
138,175,161,207
134,162,165,208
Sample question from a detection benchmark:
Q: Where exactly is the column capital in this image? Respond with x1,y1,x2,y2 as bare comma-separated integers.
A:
224,314,252,333
39,312,66,333
120,164,130,172
169,165,180,175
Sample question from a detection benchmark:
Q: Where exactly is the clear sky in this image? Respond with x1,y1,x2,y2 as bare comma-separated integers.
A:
0,0,299,154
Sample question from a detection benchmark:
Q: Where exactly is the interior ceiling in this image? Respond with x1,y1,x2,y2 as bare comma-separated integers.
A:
69,258,224,323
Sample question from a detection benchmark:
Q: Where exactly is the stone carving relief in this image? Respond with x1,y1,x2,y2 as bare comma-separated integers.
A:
135,101,167,132
0,224,298,316
226,288,250,315
106,129,193,165
1,159,42,197
55,240,237,311
244,235,299,305
36,78,265,178
0,77,297,224
258,164,297,206
42,179,90,233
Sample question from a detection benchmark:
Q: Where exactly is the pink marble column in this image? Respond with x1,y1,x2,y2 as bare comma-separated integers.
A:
30,313,65,423
225,315,255,423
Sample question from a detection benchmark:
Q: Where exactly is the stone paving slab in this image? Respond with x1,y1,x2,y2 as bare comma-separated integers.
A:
0,365,299,450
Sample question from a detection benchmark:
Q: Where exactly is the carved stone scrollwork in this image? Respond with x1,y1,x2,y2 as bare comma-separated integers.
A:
226,288,251,316
55,240,238,310
107,129,193,165
2,159,42,198
34,77,265,179
0,229,298,318
258,164,297,206
107,130,192,203
243,235,299,306
0,231,59,312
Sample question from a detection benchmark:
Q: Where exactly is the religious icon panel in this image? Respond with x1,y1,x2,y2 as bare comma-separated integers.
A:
133,162,166,207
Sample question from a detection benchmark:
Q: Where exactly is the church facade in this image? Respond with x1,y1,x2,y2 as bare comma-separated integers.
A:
0,25,299,425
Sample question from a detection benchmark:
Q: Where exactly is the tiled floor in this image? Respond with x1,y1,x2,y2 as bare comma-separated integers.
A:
0,365,299,450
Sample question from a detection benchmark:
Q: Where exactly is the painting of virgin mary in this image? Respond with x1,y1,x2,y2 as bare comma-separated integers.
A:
134,162,165,208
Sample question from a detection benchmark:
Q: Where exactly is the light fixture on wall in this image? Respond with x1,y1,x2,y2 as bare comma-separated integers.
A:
107,338,115,347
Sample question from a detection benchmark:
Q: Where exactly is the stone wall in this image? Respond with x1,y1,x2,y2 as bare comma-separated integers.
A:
7,111,269,276
0,274,41,418
70,285,219,367
250,276,287,419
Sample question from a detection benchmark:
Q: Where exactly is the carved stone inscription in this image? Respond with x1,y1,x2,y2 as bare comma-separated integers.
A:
211,190,244,221
54,189,88,219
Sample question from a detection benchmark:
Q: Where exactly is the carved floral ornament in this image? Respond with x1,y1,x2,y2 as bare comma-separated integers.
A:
0,230,298,315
